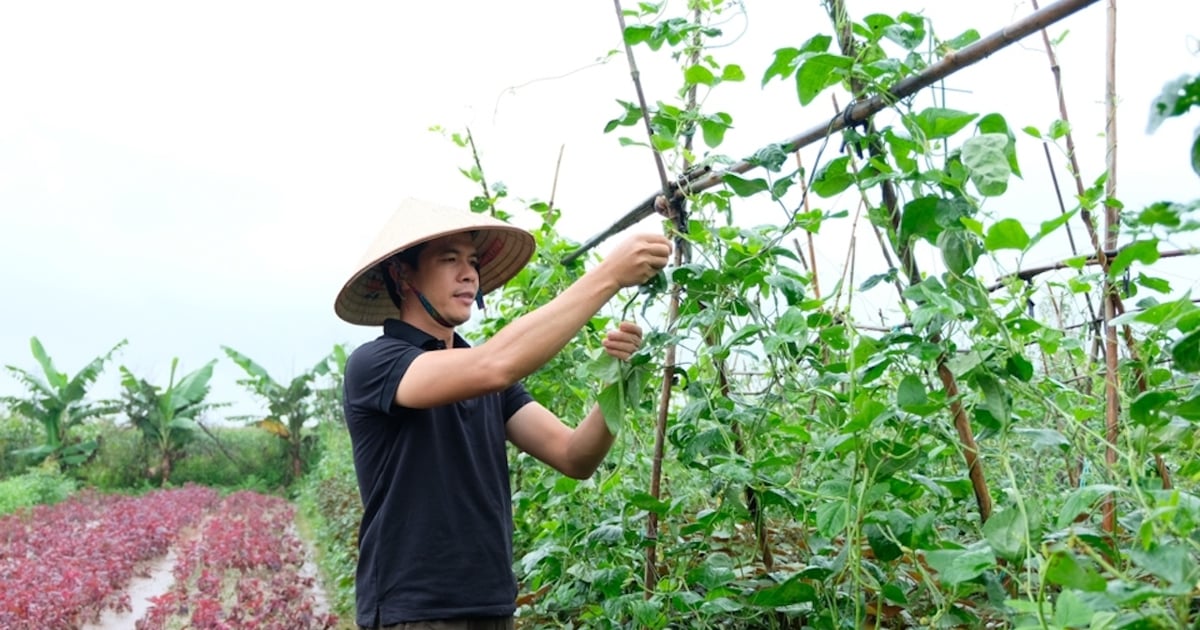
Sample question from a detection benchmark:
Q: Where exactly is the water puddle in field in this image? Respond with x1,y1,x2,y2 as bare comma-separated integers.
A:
83,549,178,630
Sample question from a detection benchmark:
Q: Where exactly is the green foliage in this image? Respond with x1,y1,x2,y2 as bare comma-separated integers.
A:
0,412,41,477
73,420,150,491
296,420,360,619
483,3,1200,627
2,337,125,466
1148,72,1200,177
119,358,218,486
0,462,77,516
168,425,289,490
223,346,332,484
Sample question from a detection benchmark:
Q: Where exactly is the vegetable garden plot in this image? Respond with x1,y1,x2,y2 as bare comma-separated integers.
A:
0,486,218,629
137,490,337,630
0,487,336,630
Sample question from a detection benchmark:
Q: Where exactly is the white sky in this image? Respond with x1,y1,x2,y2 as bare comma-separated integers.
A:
1,1,1198,421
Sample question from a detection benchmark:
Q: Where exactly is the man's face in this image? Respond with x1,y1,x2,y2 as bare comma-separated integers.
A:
405,233,480,327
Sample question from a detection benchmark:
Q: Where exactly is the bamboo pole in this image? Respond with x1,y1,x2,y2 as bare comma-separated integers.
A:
610,0,699,594
1100,0,1120,535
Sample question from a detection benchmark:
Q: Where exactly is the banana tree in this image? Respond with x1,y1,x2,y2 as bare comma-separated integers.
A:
2,337,125,466
119,358,218,486
222,346,330,482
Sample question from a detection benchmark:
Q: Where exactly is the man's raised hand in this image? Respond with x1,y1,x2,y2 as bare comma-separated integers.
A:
600,233,672,288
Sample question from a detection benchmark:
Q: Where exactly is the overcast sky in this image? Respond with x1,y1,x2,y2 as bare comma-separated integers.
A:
2,1,1198,421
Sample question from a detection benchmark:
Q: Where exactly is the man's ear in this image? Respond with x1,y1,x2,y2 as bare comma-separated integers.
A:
387,260,408,286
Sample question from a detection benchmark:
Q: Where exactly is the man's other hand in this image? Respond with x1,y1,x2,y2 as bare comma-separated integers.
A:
602,321,644,362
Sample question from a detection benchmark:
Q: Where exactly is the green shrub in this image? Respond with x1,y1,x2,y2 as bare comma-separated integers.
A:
75,421,149,491
169,425,289,491
0,412,42,478
0,462,77,516
297,421,361,619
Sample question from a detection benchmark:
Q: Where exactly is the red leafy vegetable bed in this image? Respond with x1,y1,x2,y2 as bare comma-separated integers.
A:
0,485,219,629
0,487,337,630
137,490,337,630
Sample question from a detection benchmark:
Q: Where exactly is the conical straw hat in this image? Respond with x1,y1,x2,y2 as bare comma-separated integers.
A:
335,198,536,326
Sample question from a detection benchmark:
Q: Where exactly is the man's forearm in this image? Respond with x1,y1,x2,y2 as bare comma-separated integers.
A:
563,404,617,479
480,270,619,384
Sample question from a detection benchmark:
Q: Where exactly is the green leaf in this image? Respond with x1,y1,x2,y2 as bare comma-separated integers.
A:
815,500,849,538
910,108,978,140
685,64,716,86
923,547,996,585
1045,550,1106,591
984,218,1030,252
1147,73,1200,134
1107,239,1160,278
1005,354,1034,381
795,53,853,106
961,134,1012,196
650,133,676,152
1029,208,1079,249
700,112,732,148
1049,118,1070,139
943,28,980,50
977,113,1021,177
810,156,853,198
1057,485,1121,529
762,47,801,85
722,173,769,197
175,359,216,400
1129,543,1199,587
628,491,670,515
1053,590,1095,628
900,196,970,244
721,64,745,82
938,229,983,276
982,508,1030,562
974,373,1010,426
1192,132,1200,177
865,524,903,562
897,375,928,410
1131,390,1177,426
1013,428,1069,451
30,337,67,391
1171,329,1200,372
748,574,817,606
624,24,654,46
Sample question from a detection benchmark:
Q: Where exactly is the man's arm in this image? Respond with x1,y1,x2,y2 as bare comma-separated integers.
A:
506,321,643,479
395,234,670,409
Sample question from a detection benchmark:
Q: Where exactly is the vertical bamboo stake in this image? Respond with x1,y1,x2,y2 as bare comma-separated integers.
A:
610,0,699,594
795,152,822,300
1033,0,1170,493
1100,0,1120,535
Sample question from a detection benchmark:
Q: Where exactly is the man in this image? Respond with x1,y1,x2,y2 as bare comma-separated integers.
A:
334,198,671,629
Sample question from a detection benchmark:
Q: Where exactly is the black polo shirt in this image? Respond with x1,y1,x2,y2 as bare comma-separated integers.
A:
342,319,534,626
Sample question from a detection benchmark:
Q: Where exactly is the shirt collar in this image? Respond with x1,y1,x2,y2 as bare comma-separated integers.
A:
382,319,471,351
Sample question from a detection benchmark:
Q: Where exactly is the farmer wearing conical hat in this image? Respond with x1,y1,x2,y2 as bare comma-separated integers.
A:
335,198,671,629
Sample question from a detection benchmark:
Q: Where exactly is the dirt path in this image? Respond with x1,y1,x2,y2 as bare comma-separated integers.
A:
82,549,179,630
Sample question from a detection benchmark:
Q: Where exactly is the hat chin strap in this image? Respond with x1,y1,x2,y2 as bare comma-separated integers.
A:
407,283,484,329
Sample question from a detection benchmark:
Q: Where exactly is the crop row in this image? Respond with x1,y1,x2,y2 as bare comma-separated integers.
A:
137,490,337,630
0,485,220,629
